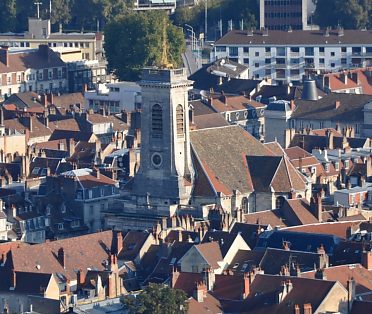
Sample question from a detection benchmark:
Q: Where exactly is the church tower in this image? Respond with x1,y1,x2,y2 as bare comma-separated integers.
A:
132,68,194,209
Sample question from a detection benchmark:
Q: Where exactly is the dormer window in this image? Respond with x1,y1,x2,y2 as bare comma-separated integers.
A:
335,162,339,171
324,163,330,172
58,223,64,230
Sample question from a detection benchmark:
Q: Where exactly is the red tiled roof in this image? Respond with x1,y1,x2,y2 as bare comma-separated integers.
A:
283,221,364,239
302,264,372,295
195,242,223,269
6,230,114,280
77,172,116,189
244,210,287,227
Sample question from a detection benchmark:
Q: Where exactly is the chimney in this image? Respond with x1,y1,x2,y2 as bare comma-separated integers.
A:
194,281,207,302
283,241,290,251
40,94,47,107
77,269,86,286
361,250,372,270
220,91,227,105
335,100,341,110
82,83,88,93
341,72,348,85
67,138,75,157
347,277,356,313
189,105,194,125
47,93,54,105
303,303,312,314
0,46,9,67
116,231,123,254
315,268,326,280
96,168,100,179
326,129,334,150
57,247,65,268
11,269,16,289
58,140,65,151
324,76,331,90
204,267,215,291
294,304,300,314
242,272,251,298
290,100,296,111
171,266,180,288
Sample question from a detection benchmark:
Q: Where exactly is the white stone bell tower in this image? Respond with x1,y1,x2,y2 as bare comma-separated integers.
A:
132,67,194,209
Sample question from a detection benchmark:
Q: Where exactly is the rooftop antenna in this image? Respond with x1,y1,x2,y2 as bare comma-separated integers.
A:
34,2,42,19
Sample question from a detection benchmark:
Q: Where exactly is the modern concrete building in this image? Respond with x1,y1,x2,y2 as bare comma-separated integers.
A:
0,18,104,61
259,0,309,30
212,28,372,83
84,81,142,113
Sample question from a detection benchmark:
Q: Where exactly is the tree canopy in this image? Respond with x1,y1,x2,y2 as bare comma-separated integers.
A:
313,0,372,29
104,11,185,81
122,283,188,314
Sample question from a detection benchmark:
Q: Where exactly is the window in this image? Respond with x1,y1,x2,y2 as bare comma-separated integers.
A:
341,58,347,65
305,47,314,56
331,52,335,57
37,71,42,80
176,104,184,137
319,47,325,53
331,63,335,67
325,163,330,172
255,63,259,68
71,220,80,228
229,47,238,56
276,196,285,209
341,47,347,53
243,58,249,64
58,223,64,230
335,162,339,171
152,104,163,138
216,46,226,52
243,47,249,53
89,205,94,215
255,51,259,57
319,58,325,64
345,160,349,169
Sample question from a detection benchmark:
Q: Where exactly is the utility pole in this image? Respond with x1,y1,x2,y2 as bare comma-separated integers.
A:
34,2,42,19
204,0,208,42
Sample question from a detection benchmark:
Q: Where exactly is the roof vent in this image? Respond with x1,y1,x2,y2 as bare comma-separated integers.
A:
324,27,330,37
287,26,293,33
302,77,318,101
262,28,269,37
337,26,344,37
247,28,253,36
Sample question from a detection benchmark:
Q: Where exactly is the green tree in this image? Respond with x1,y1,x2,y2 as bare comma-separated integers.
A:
50,0,73,26
123,283,188,314
313,0,372,29
104,11,185,81
0,0,16,32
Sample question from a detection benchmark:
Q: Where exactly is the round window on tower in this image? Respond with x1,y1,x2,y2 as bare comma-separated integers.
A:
151,153,162,168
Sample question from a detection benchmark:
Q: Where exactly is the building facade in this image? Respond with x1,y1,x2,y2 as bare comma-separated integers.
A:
259,0,309,30
85,81,142,113
0,18,103,61
212,29,372,84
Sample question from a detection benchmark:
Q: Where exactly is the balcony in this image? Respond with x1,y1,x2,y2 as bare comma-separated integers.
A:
275,63,287,69
288,62,305,69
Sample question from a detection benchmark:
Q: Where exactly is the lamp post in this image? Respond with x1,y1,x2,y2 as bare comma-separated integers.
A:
185,24,195,51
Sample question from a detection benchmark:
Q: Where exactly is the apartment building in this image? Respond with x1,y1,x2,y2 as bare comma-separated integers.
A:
0,45,67,98
0,18,103,61
212,28,372,84
85,81,141,113
259,0,309,30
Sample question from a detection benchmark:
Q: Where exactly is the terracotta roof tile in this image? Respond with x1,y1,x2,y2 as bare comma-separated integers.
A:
195,242,223,269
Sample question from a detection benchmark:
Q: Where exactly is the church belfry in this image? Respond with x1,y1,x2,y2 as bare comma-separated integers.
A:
132,68,194,208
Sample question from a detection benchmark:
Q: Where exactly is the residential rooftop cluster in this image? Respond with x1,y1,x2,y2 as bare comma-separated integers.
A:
0,2,371,314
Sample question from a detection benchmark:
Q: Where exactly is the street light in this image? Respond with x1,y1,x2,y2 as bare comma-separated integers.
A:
185,24,195,51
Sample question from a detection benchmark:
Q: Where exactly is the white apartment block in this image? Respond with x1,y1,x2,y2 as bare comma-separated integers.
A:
85,81,142,114
212,29,372,84
0,45,67,99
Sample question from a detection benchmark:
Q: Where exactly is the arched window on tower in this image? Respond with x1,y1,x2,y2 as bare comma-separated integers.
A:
176,104,184,138
152,104,163,138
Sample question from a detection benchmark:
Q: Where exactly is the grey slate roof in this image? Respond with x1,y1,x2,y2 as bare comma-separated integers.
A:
215,29,372,46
